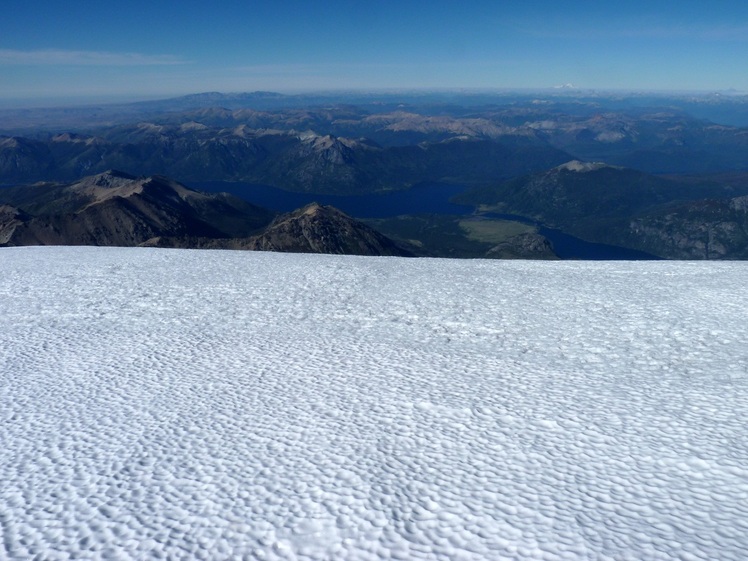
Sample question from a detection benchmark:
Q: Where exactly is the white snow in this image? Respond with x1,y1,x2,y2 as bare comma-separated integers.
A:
1,246,748,560
556,160,614,173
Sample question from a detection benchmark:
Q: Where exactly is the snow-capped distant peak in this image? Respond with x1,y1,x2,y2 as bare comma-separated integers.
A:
555,160,612,172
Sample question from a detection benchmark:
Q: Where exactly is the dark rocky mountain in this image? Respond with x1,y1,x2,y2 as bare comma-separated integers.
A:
144,203,414,257
242,203,412,256
0,171,273,247
0,172,410,256
460,161,705,221
628,195,748,259
0,137,56,181
457,161,748,259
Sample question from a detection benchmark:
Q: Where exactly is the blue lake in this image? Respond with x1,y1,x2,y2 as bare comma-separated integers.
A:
182,181,662,260
191,181,473,218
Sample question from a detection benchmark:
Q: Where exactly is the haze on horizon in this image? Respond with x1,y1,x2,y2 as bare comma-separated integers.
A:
1,0,747,105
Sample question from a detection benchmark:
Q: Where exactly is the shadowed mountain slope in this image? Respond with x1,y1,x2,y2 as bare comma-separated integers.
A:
0,172,411,256
457,160,748,258
0,171,274,247
243,203,413,256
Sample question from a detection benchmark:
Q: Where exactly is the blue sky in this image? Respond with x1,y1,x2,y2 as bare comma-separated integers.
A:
1,0,747,104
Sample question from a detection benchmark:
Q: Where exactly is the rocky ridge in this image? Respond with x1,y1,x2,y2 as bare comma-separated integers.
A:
0,172,410,257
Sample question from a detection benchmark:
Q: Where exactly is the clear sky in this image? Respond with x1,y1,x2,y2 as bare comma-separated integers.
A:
1,0,747,104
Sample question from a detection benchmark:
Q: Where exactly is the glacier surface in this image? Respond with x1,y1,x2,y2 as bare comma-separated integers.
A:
1,247,747,560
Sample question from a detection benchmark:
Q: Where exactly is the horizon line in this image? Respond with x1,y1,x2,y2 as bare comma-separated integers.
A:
0,86,746,110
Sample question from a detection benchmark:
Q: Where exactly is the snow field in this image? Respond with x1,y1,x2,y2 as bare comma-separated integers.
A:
1,247,747,560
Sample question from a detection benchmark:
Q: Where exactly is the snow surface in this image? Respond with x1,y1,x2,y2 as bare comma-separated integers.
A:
2,246,748,560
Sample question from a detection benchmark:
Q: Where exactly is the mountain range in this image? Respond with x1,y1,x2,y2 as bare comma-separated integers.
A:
0,125,570,194
2,91,748,259
5,92,748,190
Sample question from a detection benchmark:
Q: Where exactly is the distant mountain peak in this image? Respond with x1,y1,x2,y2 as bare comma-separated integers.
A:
271,202,349,224
300,201,325,215
51,132,94,144
0,137,22,148
555,160,616,173
247,202,411,256
81,170,138,188
0,171,274,247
